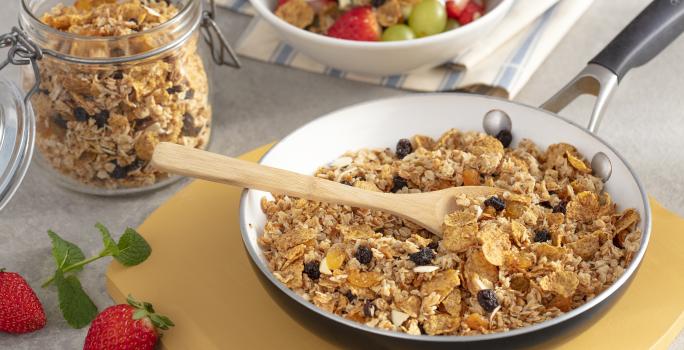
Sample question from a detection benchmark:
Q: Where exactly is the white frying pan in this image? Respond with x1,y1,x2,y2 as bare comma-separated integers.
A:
239,0,683,344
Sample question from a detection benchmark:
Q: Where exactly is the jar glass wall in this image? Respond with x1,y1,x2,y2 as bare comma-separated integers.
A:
16,0,228,195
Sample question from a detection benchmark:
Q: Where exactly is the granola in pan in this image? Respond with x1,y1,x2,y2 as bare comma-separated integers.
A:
32,0,211,189
258,129,642,336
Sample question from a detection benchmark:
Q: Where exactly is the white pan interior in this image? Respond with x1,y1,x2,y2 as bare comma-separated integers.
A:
239,93,650,341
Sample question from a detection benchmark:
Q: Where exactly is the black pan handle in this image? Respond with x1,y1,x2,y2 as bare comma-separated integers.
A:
589,0,684,81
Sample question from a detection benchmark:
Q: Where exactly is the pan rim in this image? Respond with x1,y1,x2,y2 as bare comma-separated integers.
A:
238,93,652,343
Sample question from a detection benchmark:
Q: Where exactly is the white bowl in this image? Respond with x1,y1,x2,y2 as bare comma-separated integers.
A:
248,0,514,75
239,94,651,342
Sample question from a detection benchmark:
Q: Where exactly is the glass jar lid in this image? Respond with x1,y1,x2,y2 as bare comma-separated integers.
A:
0,78,34,211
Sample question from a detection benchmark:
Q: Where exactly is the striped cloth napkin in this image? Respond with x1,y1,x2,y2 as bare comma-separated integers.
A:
217,0,594,98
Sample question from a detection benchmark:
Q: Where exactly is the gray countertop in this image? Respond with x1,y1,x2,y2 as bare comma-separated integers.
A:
1,0,683,348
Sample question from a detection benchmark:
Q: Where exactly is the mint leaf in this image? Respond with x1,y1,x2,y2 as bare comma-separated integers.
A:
54,270,98,329
115,228,151,266
48,230,86,270
95,223,119,256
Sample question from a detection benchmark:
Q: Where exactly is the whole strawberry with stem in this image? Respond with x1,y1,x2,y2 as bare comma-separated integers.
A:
83,295,174,350
0,268,47,334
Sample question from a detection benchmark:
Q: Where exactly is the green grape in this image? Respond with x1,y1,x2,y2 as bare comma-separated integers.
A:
408,0,447,38
382,24,416,41
446,18,461,31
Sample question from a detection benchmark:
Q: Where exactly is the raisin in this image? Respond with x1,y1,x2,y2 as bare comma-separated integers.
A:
94,110,110,128
53,115,68,129
74,107,89,122
409,247,435,266
126,158,145,172
363,300,375,318
110,164,128,179
355,246,373,265
495,130,513,148
112,70,124,80
184,88,195,100
391,175,408,193
477,289,499,312
395,138,413,159
533,229,551,243
166,85,182,94
484,196,505,211
182,113,201,137
371,0,385,6
427,241,439,250
344,291,356,302
303,261,320,280
539,201,553,209
553,201,567,214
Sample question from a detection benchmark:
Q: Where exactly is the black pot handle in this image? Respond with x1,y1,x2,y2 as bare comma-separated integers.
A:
589,0,684,81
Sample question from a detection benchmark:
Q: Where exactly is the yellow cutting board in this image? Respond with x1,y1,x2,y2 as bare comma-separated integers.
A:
106,144,684,350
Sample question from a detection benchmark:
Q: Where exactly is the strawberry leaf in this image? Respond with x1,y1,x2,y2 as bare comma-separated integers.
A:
54,270,98,329
48,230,86,270
115,228,151,266
95,223,119,256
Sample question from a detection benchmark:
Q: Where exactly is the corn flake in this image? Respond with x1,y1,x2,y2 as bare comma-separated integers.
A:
442,212,478,253
420,269,461,300
464,250,498,294
565,151,592,173
423,314,460,335
442,289,462,317
274,228,316,252
348,270,383,288
539,271,579,297
615,208,639,232
340,224,376,241
566,191,600,222
479,223,511,266
533,243,566,261
567,232,600,260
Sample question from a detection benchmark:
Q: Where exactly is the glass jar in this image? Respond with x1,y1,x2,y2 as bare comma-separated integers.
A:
0,0,239,196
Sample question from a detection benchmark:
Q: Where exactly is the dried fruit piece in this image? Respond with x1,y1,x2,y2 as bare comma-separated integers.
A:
484,196,505,211
533,229,551,243
462,168,480,186
495,130,512,148
442,211,478,253
303,261,321,280
391,175,409,192
325,245,347,270
420,269,460,300
423,314,459,335
565,151,591,173
539,271,579,298
464,313,488,331
548,294,572,312
395,138,413,159
348,270,383,288
409,247,435,266
354,245,373,265
477,289,499,312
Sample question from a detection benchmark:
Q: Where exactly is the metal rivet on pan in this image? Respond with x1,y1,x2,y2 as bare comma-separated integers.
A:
483,109,512,136
591,152,612,182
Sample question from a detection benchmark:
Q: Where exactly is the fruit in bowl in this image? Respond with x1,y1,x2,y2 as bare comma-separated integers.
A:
275,0,485,41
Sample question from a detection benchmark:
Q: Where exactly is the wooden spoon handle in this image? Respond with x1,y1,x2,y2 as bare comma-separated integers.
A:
151,142,403,211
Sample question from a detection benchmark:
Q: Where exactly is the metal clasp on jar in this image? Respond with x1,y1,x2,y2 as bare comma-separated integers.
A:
0,27,44,104
201,0,241,68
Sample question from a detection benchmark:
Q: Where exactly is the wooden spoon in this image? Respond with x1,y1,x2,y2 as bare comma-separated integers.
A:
151,142,502,236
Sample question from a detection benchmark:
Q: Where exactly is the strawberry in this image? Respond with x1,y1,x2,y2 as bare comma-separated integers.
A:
458,1,483,25
83,295,174,350
445,0,468,19
277,0,288,7
327,6,381,41
0,269,47,334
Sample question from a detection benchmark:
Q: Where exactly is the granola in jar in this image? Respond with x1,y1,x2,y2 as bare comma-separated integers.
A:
258,129,642,336
31,0,211,189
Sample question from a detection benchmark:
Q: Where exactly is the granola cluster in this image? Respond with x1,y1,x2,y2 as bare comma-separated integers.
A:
258,129,642,336
33,0,211,189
